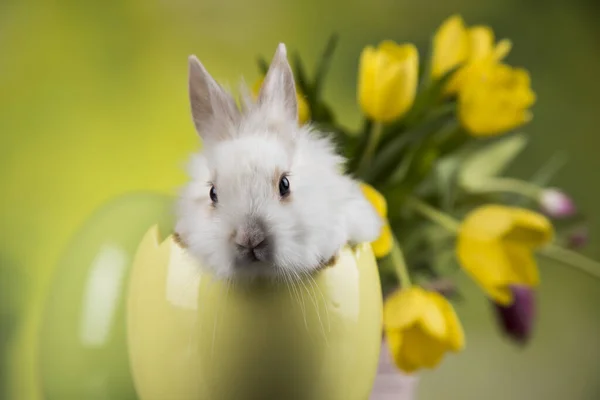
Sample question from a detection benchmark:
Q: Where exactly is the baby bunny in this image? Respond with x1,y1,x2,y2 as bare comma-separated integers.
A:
175,43,383,280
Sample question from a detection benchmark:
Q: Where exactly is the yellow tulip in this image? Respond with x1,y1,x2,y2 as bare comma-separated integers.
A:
457,205,553,305
252,77,311,125
445,25,512,94
360,183,392,258
458,63,536,136
467,26,512,62
431,14,512,92
297,95,310,125
372,223,393,259
358,41,419,123
360,182,387,216
431,14,469,79
383,286,465,373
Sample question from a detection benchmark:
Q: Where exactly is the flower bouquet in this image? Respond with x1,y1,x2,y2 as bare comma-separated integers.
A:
252,14,600,375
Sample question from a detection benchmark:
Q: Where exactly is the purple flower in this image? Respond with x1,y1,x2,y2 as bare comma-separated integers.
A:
492,285,535,344
567,227,589,250
539,188,576,218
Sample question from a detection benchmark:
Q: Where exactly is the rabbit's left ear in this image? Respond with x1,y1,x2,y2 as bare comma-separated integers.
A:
257,43,298,123
188,55,240,141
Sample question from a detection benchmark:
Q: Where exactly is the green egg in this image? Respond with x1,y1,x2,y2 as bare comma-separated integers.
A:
127,228,383,400
38,192,175,400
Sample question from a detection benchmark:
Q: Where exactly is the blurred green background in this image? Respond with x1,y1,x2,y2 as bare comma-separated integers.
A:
2,0,600,399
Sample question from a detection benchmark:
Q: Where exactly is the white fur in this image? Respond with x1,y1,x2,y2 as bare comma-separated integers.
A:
175,44,383,280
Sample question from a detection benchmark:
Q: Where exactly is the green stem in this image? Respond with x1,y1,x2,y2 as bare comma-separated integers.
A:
464,177,542,199
357,121,384,176
404,196,600,282
540,244,600,280
405,195,460,232
399,196,600,283
390,235,412,288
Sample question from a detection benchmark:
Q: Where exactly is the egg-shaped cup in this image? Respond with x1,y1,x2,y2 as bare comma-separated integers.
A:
38,192,175,399
127,226,383,400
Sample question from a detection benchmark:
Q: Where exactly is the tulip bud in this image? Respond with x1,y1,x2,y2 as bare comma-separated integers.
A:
358,41,419,123
431,14,469,79
567,227,589,250
457,63,535,137
492,285,535,344
539,188,576,218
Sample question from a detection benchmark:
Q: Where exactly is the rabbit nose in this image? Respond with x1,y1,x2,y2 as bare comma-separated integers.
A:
234,218,271,262
234,218,267,250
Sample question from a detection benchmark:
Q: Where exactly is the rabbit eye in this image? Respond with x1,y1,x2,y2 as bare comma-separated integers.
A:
209,186,218,203
279,176,290,198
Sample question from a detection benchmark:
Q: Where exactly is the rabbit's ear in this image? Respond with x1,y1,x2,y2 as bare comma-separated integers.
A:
257,43,298,123
188,55,240,140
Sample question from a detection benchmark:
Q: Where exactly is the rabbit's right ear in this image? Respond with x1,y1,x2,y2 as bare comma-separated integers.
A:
188,55,240,141
257,44,298,123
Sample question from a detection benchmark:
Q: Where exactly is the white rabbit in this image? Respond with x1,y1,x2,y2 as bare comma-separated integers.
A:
175,43,383,281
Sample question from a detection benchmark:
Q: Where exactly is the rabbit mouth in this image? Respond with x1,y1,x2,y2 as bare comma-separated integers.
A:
235,241,272,265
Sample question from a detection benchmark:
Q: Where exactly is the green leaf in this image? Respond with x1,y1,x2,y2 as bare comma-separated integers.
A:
530,152,569,187
311,101,336,125
359,130,413,183
362,109,455,184
292,52,312,102
346,118,372,175
312,33,339,100
398,65,460,131
511,152,569,208
257,56,269,75
435,155,462,211
426,65,461,103
434,134,478,211
458,132,529,189
415,30,442,92
386,142,423,185
385,117,461,192
398,221,459,283
417,41,433,90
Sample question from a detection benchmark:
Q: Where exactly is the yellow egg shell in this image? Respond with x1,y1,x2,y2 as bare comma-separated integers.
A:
127,225,383,400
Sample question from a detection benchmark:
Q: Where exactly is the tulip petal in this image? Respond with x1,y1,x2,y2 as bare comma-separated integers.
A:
457,237,519,305
416,293,448,340
504,208,553,247
384,287,466,373
391,45,419,120
358,47,378,120
460,205,515,239
252,77,265,96
458,62,536,136
467,26,495,61
372,222,393,259
488,285,514,306
429,291,465,351
360,183,387,217
493,39,512,61
376,63,407,121
504,245,540,287
296,93,311,124
383,288,426,330
379,40,413,62
457,205,551,305
432,14,469,78
358,41,418,122
386,330,418,373
401,325,447,370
